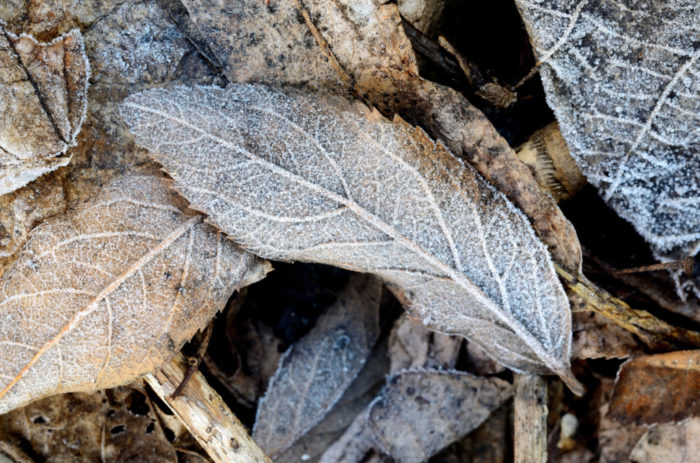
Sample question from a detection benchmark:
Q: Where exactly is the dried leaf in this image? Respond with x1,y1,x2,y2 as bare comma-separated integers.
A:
276,332,390,463
0,27,89,195
179,0,340,87
253,274,382,457
0,175,269,414
597,379,647,463
572,311,646,360
0,387,177,462
608,350,700,424
628,417,700,463
515,0,700,277
320,369,513,463
389,314,461,373
121,84,582,392
179,0,584,275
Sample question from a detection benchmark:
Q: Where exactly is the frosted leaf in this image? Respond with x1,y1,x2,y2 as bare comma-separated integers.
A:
0,27,89,195
253,274,382,458
515,0,700,270
319,369,513,463
121,84,582,393
0,175,270,414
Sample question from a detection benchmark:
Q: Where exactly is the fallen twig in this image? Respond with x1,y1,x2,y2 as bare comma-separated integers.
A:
145,353,272,463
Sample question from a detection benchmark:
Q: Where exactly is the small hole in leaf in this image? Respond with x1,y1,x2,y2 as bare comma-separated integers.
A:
31,415,48,424
163,427,175,442
146,422,155,434
110,424,126,435
126,390,149,416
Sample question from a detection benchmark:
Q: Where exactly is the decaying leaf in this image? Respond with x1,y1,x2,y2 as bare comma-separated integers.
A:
572,311,646,360
515,0,700,281
628,417,700,463
178,0,584,276
179,0,340,88
608,350,700,424
121,84,582,393
0,27,89,195
320,369,513,463
253,274,382,457
0,387,179,462
274,331,390,463
389,314,462,373
0,174,269,414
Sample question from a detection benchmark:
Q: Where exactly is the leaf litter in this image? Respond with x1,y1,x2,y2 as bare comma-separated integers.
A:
0,174,269,414
0,27,89,195
253,274,382,457
1,0,700,460
121,83,582,393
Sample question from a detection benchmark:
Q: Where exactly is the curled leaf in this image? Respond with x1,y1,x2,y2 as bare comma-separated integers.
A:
0,175,269,414
0,27,89,195
121,84,582,393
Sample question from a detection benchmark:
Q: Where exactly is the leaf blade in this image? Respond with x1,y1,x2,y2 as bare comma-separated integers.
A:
0,175,269,414
121,84,581,393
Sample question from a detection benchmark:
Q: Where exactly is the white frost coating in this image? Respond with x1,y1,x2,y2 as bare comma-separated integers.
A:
120,84,581,392
516,1,700,265
252,274,381,457
0,175,268,414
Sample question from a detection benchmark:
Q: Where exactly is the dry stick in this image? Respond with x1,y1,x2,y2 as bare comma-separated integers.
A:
437,36,517,109
145,353,272,463
555,264,700,350
171,321,214,399
514,374,548,463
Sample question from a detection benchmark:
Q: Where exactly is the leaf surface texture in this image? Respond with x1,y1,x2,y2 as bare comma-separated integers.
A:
319,369,513,463
0,175,269,414
121,84,580,392
516,0,700,269
0,28,89,195
253,274,382,457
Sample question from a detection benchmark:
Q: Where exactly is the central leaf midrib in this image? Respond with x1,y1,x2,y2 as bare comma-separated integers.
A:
127,100,562,372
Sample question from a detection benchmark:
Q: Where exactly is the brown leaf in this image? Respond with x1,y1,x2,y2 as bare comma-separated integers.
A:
0,174,270,414
572,311,646,360
0,27,89,195
0,387,178,462
389,314,461,373
122,84,582,392
253,274,382,458
608,350,700,425
320,369,513,463
179,0,340,88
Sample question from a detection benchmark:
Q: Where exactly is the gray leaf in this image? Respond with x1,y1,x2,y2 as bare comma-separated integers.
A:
252,274,382,458
120,84,582,393
320,369,513,463
516,0,700,282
